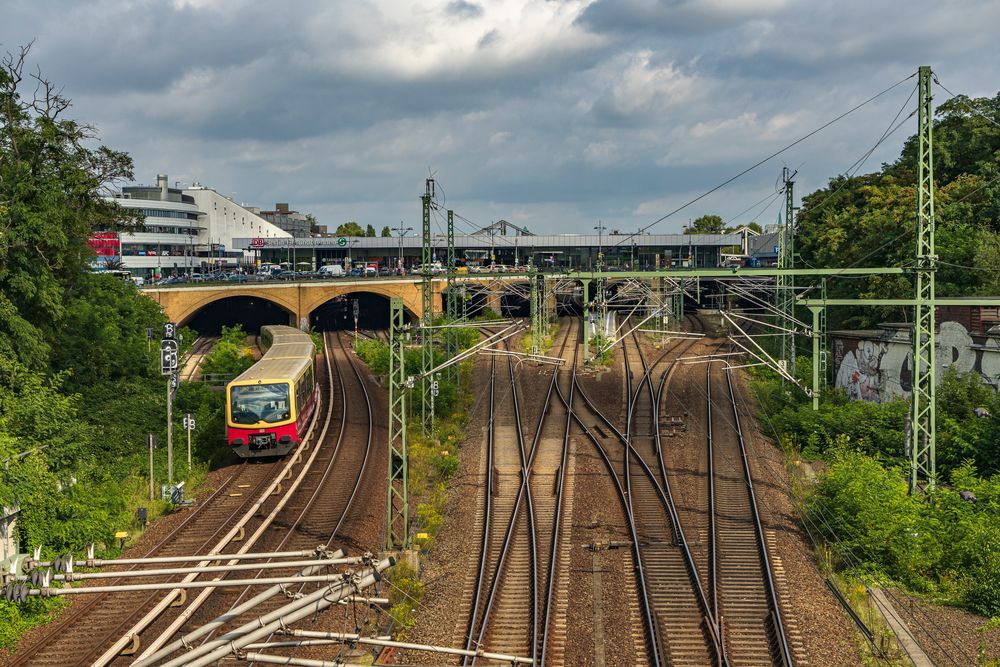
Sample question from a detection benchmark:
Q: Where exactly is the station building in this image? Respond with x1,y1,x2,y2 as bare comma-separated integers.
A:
237,227,754,272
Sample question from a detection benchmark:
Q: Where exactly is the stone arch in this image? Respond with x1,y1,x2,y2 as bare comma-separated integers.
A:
307,290,419,330
171,289,298,329
301,284,422,325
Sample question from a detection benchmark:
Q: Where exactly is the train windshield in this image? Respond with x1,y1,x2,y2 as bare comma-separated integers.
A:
230,383,291,425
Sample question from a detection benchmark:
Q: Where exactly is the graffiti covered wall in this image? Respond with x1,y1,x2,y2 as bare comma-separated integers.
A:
833,321,1000,403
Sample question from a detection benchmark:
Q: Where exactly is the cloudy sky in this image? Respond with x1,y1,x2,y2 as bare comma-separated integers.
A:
4,0,998,235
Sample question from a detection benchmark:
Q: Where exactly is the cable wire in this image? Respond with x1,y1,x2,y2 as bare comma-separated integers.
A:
611,73,918,247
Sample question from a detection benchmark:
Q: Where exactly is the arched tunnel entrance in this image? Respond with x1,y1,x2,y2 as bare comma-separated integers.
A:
310,292,415,331
183,296,293,334
443,285,488,319
500,283,531,318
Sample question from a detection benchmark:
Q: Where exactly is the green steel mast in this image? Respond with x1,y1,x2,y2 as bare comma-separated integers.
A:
911,65,937,492
387,297,409,549
420,179,434,433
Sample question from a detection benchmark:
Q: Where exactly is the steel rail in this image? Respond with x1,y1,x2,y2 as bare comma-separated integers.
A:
538,319,577,666
244,330,376,664
651,339,726,666
465,346,538,665
722,365,795,666
108,332,339,666
140,328,372,663
462,348,498,657
3,463,253,666
561,358,657,664
466,319,577,665
576,316,724,664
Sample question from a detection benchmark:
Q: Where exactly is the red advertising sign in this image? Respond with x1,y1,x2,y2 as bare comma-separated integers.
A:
88,232,120,257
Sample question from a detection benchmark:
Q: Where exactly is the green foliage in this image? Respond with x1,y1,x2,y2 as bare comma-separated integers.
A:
365,223,376,237
200,326,254,378
683,214,725,234
795,91,1000,329
380,225,392,237
354,339,390,375
589,333,614,366
810,448,1000,615
0,45,140,373
0,598,66,650
334,220,364,236
386,562,423,637
0,49,237,649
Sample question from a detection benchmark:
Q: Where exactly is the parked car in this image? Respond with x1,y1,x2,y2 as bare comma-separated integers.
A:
226,273,248,283
319,264,345,278
349,267,364,277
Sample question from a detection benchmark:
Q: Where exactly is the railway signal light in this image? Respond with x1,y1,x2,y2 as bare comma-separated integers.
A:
183,414,196,431
162,322,176,340
160,339,178,375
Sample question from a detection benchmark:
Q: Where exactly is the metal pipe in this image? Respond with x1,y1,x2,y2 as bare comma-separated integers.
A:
95,381,330,666
242,653,370,667
33,557,360,582
161,558,391,667
288,629,535,664
32,548,337,569
133,562,332,667
31,572,375,596
127,344,341,665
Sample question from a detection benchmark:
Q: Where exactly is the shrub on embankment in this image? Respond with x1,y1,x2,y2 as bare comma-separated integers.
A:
752,361,1000,616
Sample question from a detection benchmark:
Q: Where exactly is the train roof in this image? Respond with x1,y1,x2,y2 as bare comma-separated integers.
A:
232,356,311,385
231,325,315,386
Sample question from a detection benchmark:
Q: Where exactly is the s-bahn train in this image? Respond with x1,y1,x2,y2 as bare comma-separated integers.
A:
226,325,317,458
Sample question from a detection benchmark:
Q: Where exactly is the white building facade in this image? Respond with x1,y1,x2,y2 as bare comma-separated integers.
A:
105,174,291,278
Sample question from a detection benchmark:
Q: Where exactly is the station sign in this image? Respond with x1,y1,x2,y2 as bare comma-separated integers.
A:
250,237,265,248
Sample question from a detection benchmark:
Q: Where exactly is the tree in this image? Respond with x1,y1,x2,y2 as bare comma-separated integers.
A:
0,44,139,371
683,214,725,234
335,221,364,236
365,223,376,237
381,226,392,237
305,213,319,234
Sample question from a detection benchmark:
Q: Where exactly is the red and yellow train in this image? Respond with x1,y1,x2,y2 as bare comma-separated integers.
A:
226,325,317,458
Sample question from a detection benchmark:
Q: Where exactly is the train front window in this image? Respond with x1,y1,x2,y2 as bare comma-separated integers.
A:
230,383,291,425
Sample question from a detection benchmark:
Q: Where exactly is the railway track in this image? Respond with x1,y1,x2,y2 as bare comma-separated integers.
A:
705,355,793,665
6,332,338,667
128,330,378,665
180,335,218,381
461,320,578,665
565,313,726,665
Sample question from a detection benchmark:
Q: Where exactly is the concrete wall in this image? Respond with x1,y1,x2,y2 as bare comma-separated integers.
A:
832,321,1000,403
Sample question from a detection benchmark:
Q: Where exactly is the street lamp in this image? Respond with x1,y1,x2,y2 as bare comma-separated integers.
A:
594,221,606,271
395,221,412,273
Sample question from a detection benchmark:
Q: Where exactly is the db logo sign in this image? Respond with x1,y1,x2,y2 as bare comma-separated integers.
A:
250,237,265,248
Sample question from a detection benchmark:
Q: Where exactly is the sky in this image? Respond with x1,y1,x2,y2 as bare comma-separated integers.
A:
3,0,998,236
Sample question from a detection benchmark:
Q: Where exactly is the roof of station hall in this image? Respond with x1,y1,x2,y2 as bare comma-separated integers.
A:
234,232,745,250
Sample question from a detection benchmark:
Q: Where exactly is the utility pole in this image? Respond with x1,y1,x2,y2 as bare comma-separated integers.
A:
911,65,937,493
387,298,409,549
159,323,178,491
778,168,797,377
396,221,412,272
593,222,607,342
446,210,459,388
420,179,434,433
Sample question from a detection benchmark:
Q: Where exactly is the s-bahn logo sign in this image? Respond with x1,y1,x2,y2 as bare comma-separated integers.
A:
337,237,348,247
250,237,266,248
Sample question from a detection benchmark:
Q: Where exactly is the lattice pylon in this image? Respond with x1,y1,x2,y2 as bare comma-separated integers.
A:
911,65,937,492
387,297,409,549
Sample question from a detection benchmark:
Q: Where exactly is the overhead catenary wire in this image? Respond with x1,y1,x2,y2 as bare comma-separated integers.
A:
611,73,918,248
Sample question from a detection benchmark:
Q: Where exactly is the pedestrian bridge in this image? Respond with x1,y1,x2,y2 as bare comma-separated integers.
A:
142,276,520,328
